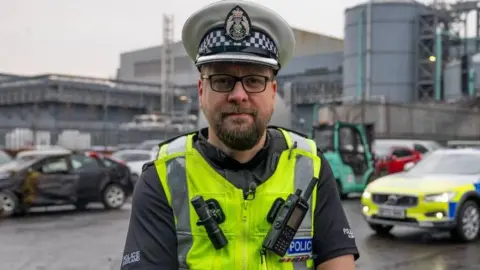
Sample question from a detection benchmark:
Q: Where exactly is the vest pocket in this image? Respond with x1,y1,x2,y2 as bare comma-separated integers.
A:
191,193,230,234
211,250,222,270
292,261,314,270
253,193,290,235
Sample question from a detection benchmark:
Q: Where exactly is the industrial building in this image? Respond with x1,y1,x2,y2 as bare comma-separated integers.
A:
116,1,480,140
117,27,344,84
2,0,480,149
0,74,193,147
0,73,29,83
343,0,480,103
336,0,480,140
117,17,345,132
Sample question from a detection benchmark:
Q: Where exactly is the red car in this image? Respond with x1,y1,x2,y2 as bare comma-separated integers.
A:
374,146,422,176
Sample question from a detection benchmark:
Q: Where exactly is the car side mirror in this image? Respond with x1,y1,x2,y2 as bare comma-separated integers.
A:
403,162,415,171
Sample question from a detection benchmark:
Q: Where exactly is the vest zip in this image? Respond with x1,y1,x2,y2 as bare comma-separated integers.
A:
242,199,249,270
260,249,269,270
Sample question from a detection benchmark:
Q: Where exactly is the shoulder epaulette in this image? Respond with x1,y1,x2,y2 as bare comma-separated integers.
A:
267,125,310,139
156,130,199,150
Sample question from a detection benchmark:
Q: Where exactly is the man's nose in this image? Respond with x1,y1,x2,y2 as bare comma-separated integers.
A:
227,81,249,102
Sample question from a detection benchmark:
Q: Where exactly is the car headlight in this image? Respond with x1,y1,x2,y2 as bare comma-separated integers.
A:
362,191,371,199
424,192,456,202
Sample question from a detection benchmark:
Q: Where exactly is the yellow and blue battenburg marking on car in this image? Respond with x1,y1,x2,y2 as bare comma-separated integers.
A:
360,148,480,242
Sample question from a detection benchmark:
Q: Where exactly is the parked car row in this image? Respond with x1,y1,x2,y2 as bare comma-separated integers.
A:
0,149,135,218
372,139,443,177
110,149,157,182
90,140,161,182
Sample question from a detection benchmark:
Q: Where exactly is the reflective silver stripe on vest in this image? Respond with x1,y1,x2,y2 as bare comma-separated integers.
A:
166,136,188,155
164,132,317,269
164,136,192,269
288,131,314,155
287,132,316,270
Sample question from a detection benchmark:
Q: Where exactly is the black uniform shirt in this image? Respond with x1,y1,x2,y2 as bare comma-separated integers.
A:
120,128,360,270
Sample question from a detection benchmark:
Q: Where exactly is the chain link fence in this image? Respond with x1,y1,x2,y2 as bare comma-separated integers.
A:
2,101,479,150
0,124,189,151
318,100,480,141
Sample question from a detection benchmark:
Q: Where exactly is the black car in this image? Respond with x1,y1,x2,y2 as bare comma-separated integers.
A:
0,151,134,217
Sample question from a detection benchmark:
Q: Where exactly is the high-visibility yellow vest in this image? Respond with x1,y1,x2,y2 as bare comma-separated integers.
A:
154,128,321,270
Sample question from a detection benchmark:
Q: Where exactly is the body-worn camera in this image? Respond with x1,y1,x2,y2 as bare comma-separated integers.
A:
262,177,318,257
191,195,228,250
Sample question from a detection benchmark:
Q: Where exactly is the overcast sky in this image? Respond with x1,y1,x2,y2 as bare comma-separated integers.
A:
0,0,460,78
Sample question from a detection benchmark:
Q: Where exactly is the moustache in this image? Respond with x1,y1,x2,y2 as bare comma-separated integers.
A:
220,107,257,118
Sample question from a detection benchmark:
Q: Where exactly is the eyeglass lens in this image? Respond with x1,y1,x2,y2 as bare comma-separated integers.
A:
210,75,267,92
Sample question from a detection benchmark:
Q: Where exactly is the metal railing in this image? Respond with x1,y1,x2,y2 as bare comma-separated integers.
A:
318,100,480,141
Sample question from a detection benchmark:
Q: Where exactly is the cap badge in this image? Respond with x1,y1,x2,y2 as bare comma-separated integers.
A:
225,6,251,41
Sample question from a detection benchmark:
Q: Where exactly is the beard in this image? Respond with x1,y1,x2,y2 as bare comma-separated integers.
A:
206,104,272,151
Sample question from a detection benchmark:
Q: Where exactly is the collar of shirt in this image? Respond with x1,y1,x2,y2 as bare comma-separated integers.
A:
195,128,271,171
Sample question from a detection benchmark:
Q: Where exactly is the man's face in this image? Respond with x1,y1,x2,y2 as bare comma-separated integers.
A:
198,62,277,151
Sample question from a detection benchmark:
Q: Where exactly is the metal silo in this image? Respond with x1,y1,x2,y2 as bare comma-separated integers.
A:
469,53,480,97
343,0,429,103
443,54,479,101
443,60,462,101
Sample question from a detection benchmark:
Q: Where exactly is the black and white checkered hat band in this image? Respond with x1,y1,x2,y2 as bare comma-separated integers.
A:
197,29,278,58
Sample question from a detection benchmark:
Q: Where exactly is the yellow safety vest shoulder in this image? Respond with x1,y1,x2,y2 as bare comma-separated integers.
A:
154,128,321,270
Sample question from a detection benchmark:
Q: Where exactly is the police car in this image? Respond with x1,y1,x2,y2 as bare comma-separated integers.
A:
361,148,480,242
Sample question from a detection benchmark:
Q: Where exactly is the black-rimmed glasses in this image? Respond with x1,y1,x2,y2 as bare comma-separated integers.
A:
201,74,272,93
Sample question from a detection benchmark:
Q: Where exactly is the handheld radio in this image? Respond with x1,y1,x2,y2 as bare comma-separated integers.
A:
262,177,318,257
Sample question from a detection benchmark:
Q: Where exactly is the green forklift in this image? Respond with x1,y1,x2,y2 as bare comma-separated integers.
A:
311,121,376,198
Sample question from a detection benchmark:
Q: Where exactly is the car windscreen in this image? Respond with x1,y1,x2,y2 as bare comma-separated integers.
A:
407,152,480,175
373,146,390,158
16,155,39,162
0,159,36,172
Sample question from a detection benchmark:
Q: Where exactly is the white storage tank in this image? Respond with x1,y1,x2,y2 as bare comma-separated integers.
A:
57,130,92,150
443,59,462,101
443,54,480,101
5,128,34,149
35,131,51,146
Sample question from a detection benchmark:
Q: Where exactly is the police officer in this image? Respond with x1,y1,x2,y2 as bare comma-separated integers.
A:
120,1,359,269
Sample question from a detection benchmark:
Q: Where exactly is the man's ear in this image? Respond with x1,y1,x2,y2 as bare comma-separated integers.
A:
198,78,204,109
271,79,277,99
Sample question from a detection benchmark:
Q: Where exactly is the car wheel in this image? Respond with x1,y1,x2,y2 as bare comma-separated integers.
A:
451,200,480,242
101,183,126,210
0,191,19,218
369,223,394,235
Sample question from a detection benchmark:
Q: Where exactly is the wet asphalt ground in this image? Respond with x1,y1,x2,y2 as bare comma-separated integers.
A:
1,198,480,270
